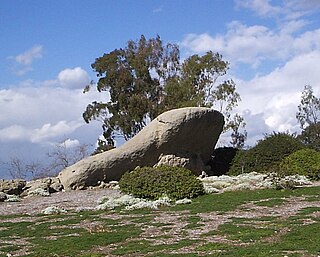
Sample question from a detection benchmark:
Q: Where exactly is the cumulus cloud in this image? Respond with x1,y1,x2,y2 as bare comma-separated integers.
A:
60,138,80,148
0,121,82,144
31,121,83,143
180,0,320,146
57,67,90,89
0,70,108,146
234,50,320,142
181,23,320,67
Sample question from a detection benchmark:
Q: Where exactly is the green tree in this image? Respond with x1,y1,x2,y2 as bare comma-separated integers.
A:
297,122,320,151
229,132,304,176
296,85,320,150
84,35,245,149
296,85,320,129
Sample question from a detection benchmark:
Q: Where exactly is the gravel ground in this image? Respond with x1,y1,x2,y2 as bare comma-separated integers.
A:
0,188,122,216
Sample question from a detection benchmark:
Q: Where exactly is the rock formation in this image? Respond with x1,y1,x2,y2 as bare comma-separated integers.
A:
58,107,224,190
0,179,26,195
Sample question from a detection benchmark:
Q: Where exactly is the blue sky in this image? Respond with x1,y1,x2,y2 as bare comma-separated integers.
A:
1,0,320,178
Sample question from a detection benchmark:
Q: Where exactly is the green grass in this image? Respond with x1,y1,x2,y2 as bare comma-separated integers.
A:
0,186,319,256
254,198,287,207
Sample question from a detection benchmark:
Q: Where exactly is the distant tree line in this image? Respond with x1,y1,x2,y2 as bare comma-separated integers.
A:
0,140,91,180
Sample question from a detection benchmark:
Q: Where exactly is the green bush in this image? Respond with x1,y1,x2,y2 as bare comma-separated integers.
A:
278,148,320,180
119,166,205,200
229,132,305,176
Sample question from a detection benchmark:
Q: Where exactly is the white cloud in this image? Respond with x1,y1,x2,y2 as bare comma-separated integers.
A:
9,45,44,76
236,0,320,20
235,0,281,17
0,70,108,146
58,67,90,89
181,22,320,68
14,45,43,65
0,121,82,144
60,139,80,148
0,125,26,142
234,50,320,142
31,121,83,143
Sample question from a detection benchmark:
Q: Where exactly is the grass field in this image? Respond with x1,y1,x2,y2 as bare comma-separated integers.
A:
0,186,320,256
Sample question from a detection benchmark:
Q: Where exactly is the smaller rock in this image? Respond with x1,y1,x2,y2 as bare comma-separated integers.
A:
0,192,7,202
41,206,67,215
49,178,64,192
22,177,63,197
175,198,192,205
154,153,208,175
0,179,26,195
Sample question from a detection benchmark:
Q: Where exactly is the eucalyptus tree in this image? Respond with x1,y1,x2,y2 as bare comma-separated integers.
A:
83,35,246,150
296,85,320,150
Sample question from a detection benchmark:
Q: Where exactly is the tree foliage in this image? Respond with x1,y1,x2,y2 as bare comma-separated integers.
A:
229,132,304,176
296,85,320,129
83,35,246,148
296,85,320,151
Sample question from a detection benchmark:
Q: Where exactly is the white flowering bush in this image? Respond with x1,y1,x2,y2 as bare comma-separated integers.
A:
4,194,21,202
96,194,176,211
96,194,142,210
125,195,172,210
270,173,312,190
41,206,67,215
27,188,50,197
199,172,312,194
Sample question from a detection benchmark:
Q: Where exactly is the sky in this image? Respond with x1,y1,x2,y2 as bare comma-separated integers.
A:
0,0,320,179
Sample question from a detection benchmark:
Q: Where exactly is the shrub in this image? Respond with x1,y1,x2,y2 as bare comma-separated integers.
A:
278,148,320,180
119,166,205,200
229,132,304,175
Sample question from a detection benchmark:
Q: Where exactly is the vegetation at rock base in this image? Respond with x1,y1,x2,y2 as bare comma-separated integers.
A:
83,34,246,152
228,132,305,176
278,148,320,180
119,166,205,200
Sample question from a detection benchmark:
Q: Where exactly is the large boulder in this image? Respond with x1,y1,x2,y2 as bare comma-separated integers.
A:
58,107,224,190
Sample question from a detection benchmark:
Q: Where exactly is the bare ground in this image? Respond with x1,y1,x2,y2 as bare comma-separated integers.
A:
1,181,320,216
0,188,121,216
